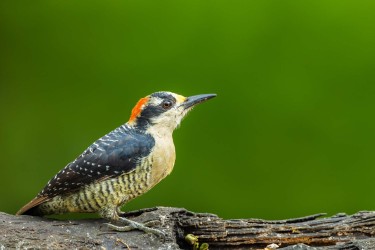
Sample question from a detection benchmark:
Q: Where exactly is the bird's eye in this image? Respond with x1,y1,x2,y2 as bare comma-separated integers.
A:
162,100,173,109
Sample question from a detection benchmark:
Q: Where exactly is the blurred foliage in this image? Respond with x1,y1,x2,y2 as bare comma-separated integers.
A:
1,0,375,220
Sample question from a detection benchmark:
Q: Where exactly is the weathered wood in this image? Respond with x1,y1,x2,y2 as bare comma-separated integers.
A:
176,210,375,249
1,207,375,249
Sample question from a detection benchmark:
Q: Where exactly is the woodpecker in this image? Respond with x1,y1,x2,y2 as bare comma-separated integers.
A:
16,91,216,236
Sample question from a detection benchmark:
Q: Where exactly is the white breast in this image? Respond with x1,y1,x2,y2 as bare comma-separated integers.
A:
146,125,176,188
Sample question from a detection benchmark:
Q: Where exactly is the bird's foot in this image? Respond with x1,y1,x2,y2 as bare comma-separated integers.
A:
106,217,165,238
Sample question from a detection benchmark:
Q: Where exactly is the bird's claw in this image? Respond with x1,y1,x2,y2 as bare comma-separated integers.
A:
105,218,166,239
143,219,161,227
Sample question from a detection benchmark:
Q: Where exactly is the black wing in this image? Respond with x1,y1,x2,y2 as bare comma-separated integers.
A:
38,125,155,198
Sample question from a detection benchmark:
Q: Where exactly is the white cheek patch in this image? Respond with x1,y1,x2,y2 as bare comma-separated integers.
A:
149,97,164,106
150,108,182,130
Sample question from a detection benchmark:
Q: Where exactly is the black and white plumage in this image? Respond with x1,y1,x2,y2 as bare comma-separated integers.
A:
16,91,216,237
17,124,155,216
40,125,155,199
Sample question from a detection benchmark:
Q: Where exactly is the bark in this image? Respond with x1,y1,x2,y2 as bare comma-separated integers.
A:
1,207,375,249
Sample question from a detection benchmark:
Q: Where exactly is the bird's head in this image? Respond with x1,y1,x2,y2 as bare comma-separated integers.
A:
127,91,216,134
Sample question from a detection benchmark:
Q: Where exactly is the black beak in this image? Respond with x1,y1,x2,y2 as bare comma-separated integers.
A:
182,94,217,109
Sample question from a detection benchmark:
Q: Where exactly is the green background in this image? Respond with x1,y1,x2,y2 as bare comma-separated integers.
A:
1,1,375,220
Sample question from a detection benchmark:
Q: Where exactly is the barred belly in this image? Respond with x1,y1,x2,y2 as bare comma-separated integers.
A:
37,162,152,215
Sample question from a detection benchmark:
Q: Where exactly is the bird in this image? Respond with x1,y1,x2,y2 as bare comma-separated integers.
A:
16,91,216,237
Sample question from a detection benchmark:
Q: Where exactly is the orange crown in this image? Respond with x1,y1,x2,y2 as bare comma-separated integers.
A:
129,97,149,122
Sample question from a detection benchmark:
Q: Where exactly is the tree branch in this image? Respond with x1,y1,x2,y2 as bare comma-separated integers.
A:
1,207,375,249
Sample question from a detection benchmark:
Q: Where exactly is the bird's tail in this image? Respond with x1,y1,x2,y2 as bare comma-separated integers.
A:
16,196,49,216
